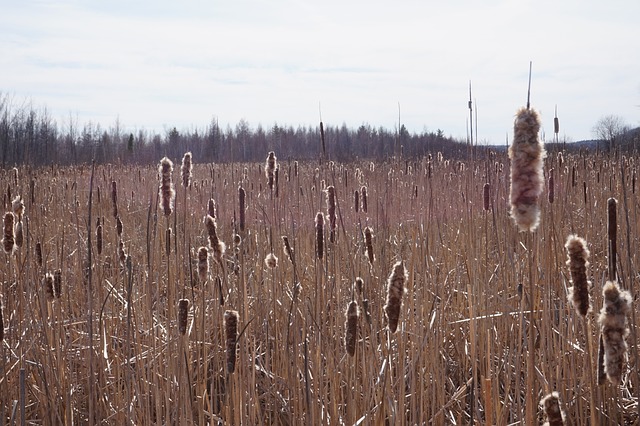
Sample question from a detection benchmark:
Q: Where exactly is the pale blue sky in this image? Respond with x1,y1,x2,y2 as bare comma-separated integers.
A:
1,0,638,144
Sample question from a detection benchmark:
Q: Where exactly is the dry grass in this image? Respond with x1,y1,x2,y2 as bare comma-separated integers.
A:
0,151,638,425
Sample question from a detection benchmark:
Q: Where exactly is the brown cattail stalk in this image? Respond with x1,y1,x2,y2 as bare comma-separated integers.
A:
265,151,277,192
197,246,209,284
43,273,55,302
548,169,555,204
345,301,359,356
361,186,368,213
384,260,407,333
326,186,336,242
508,107,546,231
238,186,246,232
565,235,590,316
205,215,225,266
224,310,239,373
181,152,192,188
3,212,15,254
598,280,632,385
178,299,189,335
364,227,374,265
315,212,324,259
111,181,118,219
483,183,490,211
54,269,62,298
539,392,565,425
158,157,175,217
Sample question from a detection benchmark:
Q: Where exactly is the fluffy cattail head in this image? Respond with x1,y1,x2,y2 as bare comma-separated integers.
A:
565,235,591,316
111,181,118,219
208,198,216,218
326,185,336,242
158,157,175,217
265,253,278,269
355,277,364,296
224,310,239,373
361,186,368,213
315,212,324,259
384,260,407,333
197,246,209,284
3,212,15,254
181,152,193,188
265,151,277,191
43,273,55,302
364,227,374,265
118,240,127,265
12,196,24,221
178,299,189,335
205,215,225,266
540,392,565,426
345,301,359,356
508,107,546,232
598,280,631,385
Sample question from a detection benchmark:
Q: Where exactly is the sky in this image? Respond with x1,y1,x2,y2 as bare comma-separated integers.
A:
1,0,639,145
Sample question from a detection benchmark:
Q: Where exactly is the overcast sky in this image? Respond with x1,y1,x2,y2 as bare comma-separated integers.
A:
1,0,638,145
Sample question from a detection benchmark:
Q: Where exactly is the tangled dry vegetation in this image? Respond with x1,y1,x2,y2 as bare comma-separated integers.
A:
0,144,639,424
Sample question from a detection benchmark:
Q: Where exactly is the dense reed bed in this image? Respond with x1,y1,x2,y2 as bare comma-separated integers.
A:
0,149,638,424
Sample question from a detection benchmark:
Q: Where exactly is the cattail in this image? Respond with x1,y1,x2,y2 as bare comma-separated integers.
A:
54,269,62,298
12,167,18,186
111,181,118,219
238,186,245,232
265,253,278,269
158,157,175,217
265,151,277,192
165,228,172,256
540,392,565,426
508,107,546,232
96,222,103,256
14,220,23,248
197,246,209,284
12,196,24,221
355,277,364,296
3,212,15,254
35,241,42,266
607,198,617,281
0,297,4,342
364,227,374,265
178,299,189,335
326,186,336,242
205,215,225,266
181,151,192,188
282,236,294,265
384,260,407,333
294,161,298,177
116,216,123,238
565,235,590,316
118,240,127,265
224,310,239,373
208,198,216,218
361,186,368,213
483,183,490,211
43,273,55,302
344,301,359,356
598,280,631,385
274,167,279,197
354,190,359,213
548,169,555,204
233,233,242,246
310,213,323,260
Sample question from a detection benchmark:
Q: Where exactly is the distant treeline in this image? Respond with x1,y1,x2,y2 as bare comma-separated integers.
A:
0,94,475,167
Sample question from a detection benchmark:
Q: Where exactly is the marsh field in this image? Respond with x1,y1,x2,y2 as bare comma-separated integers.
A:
0,149,638,425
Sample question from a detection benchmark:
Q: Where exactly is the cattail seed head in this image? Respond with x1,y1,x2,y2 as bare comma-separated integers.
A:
314,212,324,259
224,310,239,373
354,190,359,213
607,198,617,280
282,236,294,265
181,151,193,188
43,273,55,302
158,157,175,217
598,280,631,385
0,297,4,342
548,169,555,204
14,220,23,248
12,196,24,221
118,240,127,265
355,277,364,296
54,269,62,298
238,186,246,232
197,246,209,283
116,216,123,238
565,235,591,316
266,151,277,191
208,198,216,218
345,301,359,356
361,186,368,213
326,186,336,242
364,227,374,265
482,183,490,211
111,181,118,219
540,392,565,426
3,212,15,254
96,223,103,256
35,241,42,266
178,299,189,335
205,215,225,266
384,260,407,333
508,107,546,232
165,228,172,256
265,253,278,269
